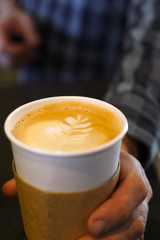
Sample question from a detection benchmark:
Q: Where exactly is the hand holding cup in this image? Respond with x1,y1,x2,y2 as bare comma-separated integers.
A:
4,96,151,240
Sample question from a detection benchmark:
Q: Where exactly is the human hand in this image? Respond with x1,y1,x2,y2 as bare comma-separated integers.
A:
0,5,40,68
3,151,152,240
78,151,152,240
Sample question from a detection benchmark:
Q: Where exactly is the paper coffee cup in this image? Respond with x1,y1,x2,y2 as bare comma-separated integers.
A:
13,161,120,240
5,96,128,192
4,96,128,240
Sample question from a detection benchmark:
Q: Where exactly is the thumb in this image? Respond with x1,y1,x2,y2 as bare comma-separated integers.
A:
2,178,17,197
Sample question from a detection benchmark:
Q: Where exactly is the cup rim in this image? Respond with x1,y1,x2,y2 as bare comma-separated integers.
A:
4,96,128,157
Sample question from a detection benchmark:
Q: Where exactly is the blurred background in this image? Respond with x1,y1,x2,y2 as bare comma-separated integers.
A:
0,68,17,86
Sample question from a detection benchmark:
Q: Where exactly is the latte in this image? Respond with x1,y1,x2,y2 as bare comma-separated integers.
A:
12,100,122,152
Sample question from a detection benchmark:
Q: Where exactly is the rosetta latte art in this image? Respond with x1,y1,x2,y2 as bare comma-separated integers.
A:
45,114,93,141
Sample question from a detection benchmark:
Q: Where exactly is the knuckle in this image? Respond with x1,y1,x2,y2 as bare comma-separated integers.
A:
147,183,153,201
138,200,149,223
144,184,153,203
135,158,142,168
137,164,153,202
135,159,153,199
136,178,148,202
136,216,146,235
127,200,148,240
131,216,146,239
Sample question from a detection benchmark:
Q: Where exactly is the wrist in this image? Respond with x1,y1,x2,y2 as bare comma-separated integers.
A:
121,136,139,158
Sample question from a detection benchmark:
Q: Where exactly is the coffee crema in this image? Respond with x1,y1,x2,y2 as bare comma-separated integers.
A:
12,100,122,152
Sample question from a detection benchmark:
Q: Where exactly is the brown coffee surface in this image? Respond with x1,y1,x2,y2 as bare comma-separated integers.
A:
12,100,122,151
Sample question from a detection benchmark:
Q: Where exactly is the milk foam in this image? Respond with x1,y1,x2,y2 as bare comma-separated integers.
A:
12,101,122,152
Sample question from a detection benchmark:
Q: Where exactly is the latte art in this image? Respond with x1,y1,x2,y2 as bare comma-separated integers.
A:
12,100,122,151
45,114,93,138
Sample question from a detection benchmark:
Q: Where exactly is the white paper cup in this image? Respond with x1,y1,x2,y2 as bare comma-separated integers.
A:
4,96,128,192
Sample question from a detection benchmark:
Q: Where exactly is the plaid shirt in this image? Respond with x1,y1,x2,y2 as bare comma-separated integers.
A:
18,0,159,168
19,0,130,83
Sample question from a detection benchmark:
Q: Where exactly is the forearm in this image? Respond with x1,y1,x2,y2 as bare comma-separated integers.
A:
105,1,159,168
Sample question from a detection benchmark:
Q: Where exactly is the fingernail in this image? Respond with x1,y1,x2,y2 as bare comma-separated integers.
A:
91,220,108,237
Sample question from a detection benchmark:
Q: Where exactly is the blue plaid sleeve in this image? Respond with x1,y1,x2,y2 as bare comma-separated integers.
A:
104,0,160,168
